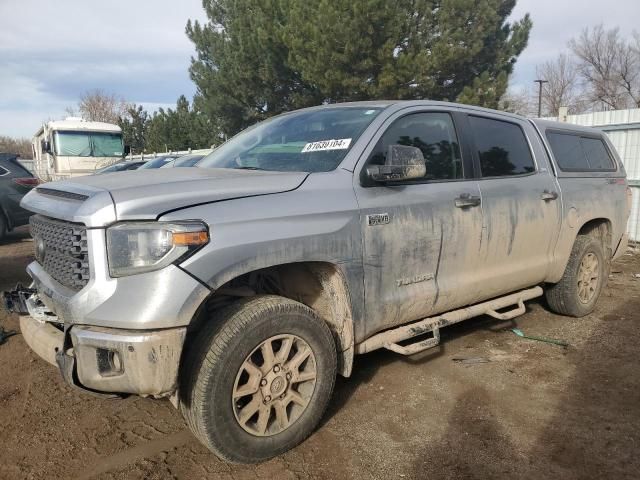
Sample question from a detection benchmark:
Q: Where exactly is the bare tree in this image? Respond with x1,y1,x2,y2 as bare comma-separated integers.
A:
500,87,535,116
69,89,131,124
536,53,586,116
0,136,33,159
618,31,640,107
570,25,640,109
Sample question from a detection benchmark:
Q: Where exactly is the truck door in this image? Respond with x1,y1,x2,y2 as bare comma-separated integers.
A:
354,109,484,338
465,114,561,301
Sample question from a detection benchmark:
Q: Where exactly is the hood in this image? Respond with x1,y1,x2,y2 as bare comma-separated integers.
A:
21,168,308,226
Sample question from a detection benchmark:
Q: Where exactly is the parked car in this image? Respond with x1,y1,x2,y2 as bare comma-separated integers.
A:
161,153,207,168
0,153,38,239
136,155,179,169
94,161,146,174
6,101,631,463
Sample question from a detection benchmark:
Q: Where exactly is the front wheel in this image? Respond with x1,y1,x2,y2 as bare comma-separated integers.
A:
545,234,608,317
179,295,337,464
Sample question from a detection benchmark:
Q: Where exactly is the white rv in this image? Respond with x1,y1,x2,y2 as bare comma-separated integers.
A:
32,118,126,181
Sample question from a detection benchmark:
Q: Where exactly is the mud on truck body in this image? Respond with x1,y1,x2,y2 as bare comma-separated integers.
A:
3,101,631,463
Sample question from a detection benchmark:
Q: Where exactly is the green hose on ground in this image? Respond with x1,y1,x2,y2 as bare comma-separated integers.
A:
511,328,569,347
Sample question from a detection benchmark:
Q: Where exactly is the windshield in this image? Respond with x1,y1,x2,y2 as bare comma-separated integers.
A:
53,131,123,157
163,154,205,168
95,161,143,174
95,162,128,174
138,156,178,169
198,107,382,172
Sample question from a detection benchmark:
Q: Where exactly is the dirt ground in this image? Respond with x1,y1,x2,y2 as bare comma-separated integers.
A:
1,225,639,480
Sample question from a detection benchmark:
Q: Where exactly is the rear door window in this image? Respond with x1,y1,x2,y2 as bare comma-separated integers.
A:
7,158,31,177
468,116,536,177
546,132,615,171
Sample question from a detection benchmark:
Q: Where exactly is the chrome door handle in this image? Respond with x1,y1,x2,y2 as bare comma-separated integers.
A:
455,194,481,208
541,190,558,201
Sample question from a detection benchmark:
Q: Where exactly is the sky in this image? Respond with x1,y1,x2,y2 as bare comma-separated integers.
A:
0,0,639,138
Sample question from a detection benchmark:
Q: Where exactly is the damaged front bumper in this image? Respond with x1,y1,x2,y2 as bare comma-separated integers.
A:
4,285,186,398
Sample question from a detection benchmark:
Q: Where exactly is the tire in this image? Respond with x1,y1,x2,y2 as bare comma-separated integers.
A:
545,234,608,317
179,295,337,464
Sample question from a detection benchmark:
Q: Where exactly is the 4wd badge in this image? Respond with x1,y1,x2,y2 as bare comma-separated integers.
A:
367,213,390,226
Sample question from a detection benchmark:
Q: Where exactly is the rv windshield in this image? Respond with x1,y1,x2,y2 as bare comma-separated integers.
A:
53,131,124,157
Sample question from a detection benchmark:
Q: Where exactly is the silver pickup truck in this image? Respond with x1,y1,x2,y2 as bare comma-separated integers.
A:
3,101,631,463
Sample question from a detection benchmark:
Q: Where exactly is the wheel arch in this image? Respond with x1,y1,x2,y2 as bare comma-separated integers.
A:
548,216,613,283
187,261,356,377
578,217,613,245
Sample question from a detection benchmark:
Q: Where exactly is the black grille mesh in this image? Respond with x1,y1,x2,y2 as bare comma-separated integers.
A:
30,215,90,291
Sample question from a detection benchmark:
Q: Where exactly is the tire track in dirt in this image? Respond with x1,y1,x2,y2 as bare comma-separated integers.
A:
74,429,195,480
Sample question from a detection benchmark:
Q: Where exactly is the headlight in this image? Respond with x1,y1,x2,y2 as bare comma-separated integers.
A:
106,222,209,277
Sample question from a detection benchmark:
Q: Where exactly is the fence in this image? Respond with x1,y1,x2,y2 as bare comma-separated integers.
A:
126,148,213,161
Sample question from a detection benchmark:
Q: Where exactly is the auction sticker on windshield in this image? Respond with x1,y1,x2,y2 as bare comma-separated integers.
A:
302,138,352,153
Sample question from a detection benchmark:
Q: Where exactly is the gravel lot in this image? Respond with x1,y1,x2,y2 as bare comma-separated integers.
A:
1,225,639,480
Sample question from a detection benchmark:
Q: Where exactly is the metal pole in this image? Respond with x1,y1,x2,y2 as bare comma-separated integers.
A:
534,79,548,117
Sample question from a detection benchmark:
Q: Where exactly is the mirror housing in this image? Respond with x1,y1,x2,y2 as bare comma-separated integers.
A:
42,140,52,154
366,144,426,182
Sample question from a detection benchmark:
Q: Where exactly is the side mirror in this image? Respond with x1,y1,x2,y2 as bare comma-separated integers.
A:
366,144,426,182
123,145,131,156
42,140,52,154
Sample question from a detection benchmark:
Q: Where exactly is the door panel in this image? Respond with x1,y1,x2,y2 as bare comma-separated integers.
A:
356,182,484,336
354,110,483,338
467,115,561,300
476,175,560,298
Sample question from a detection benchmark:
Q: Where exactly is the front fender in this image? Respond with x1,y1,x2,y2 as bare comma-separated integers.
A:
164,170,367,341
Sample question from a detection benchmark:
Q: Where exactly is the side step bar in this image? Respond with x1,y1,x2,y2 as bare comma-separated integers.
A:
355,286,543,356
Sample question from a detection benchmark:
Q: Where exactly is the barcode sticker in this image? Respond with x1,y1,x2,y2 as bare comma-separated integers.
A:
301,138,352,153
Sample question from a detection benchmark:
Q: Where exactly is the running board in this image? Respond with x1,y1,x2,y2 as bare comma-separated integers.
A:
355,286,543,356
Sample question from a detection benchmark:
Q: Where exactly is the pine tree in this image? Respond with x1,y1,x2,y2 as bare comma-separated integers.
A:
118,105,149,154
186,0,322,135
187,0,532,136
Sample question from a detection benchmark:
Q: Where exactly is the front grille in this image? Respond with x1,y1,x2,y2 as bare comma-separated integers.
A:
30,215,90,291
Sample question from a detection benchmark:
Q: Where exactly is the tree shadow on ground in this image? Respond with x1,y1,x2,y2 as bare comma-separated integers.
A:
322,307,526,428
408,296,640,479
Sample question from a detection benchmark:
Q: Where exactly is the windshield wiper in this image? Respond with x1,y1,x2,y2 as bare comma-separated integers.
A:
234,166,267,171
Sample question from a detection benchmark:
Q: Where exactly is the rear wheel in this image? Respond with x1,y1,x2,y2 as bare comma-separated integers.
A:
545,235,607,317
179,295,337,464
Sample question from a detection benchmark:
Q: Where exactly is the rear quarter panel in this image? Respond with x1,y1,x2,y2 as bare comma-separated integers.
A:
534,123,628,281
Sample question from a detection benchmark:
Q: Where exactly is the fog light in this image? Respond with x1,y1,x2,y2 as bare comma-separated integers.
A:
96,348,124,376
111,350,122,372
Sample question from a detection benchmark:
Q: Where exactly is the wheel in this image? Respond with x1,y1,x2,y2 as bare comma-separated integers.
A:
179,295,337,464
545,234,608,317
